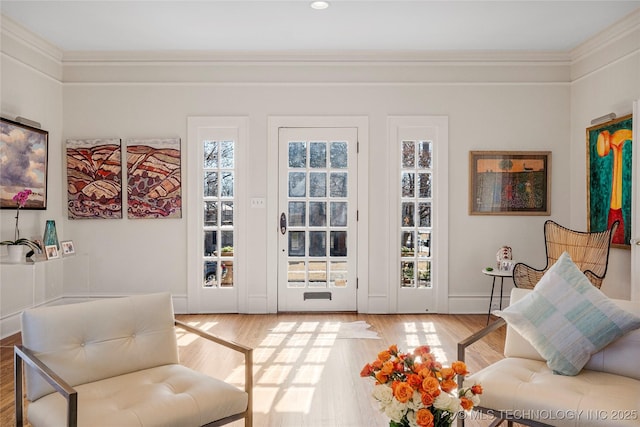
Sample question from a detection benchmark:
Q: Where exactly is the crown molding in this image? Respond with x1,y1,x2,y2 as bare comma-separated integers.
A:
1,14,63,62
61,49,570,65
570,7,640,63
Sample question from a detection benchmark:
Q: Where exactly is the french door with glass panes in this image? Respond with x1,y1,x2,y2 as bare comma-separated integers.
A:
278,127,358,311
391,117,448,313
187,117,246,313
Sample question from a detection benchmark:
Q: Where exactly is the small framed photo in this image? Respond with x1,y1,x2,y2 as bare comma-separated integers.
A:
61,240,76,256
45,245,59,260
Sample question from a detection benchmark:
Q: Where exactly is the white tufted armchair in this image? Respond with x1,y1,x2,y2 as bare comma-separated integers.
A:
14,293,252,427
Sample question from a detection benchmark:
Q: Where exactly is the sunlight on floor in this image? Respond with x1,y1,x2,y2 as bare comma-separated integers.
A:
402,321,449,364
178,319,343,415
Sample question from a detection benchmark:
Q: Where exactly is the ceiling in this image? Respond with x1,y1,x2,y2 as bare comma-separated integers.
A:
1,1,640,53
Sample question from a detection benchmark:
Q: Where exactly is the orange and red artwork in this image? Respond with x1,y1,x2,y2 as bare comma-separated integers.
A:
126,138,181,219
469,151,551,215
67,138,122,219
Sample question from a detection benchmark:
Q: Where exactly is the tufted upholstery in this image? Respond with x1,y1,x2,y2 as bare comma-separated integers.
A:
461,288,640,427
16,293,252,427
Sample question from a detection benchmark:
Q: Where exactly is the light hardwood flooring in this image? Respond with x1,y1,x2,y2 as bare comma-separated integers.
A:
2,313,516,427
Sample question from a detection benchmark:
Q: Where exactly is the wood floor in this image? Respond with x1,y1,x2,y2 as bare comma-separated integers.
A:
1,313,513,427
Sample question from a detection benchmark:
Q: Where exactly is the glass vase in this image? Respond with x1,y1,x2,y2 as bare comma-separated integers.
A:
43,220,60,250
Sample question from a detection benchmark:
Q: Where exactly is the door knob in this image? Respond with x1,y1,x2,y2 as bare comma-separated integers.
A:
631,238,640,246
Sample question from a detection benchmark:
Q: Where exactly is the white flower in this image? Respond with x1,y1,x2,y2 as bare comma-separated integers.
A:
434,393,462,414
406,410,419,427
406,390,424,411
384,398,408,422
372,384,394,408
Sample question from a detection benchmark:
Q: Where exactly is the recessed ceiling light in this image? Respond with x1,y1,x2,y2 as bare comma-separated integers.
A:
310,1,330,10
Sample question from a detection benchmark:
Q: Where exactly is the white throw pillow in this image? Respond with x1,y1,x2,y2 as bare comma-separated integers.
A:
494,251,640,376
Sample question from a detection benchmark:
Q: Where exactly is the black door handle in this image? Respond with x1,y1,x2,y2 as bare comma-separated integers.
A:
280,212,287,235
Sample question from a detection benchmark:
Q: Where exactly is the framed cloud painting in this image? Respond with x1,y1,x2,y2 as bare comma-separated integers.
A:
0,118,48,209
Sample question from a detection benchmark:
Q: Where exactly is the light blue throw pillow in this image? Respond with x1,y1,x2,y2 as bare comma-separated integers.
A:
494,251,640,376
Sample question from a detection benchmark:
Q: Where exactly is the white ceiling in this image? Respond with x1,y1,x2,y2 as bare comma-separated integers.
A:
1,1,640,53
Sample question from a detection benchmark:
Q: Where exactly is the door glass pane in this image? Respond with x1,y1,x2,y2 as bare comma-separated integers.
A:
220,141,234,168
221,231,233,253
204,261,218,287
418,141,432,168
330,141,347,168
330,231,347,256
204,230,217,257
221,172,234,197
289,231,305,256
330,173,347,197
309,231,326,256
289,172,306,197
401,231,415,257
330,261,347,287
221,202,233,226
309,172,326,197
204,202,218,227
402,141,415,168
204,141,218,168
402,202,415,227
419,202,431,227
309,261,327,287
289,142,306,168
309,142,327,168
417,260,431,288
401,261,415,287
204,172,218,197
402,173,415,197
289,202,306,226
220,261,234,287
418,173,431,198
309,202,326,227
330,202,347,226
418,231,431,257
288,261,306,287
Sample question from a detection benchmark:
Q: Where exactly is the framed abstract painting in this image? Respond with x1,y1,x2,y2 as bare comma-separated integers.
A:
586,114,632,248
469,151,551,215
126,138,182,219
66,138,123,219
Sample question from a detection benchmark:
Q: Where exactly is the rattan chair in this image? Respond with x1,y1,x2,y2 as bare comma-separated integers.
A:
512,220,618,289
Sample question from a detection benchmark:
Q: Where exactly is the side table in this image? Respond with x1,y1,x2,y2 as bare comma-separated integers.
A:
481,268,515,324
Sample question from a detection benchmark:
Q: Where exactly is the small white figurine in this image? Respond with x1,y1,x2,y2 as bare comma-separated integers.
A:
496,246,512,270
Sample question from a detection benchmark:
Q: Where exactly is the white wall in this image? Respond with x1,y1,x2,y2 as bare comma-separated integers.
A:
0,17,64,334
569,12,640,299
60,60,571,312
2,11,638,326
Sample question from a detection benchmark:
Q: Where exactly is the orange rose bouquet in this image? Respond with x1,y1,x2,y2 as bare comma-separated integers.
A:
361,344,482,427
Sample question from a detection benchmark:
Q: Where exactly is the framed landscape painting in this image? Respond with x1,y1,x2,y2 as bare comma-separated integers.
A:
469,151,551,215
586,114,632,248
0,118,48,209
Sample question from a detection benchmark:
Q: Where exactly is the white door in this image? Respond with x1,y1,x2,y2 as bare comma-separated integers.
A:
631,100,639,301
277,127,358,311
187,117,247,313
389,117,448,313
